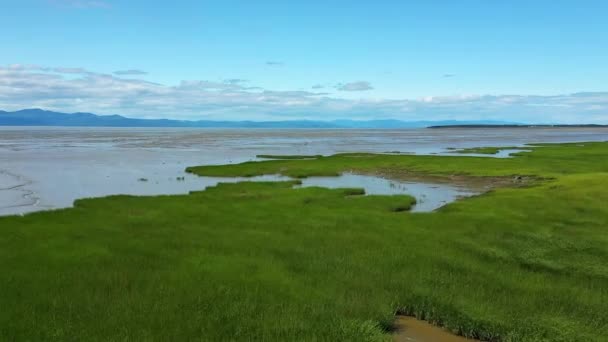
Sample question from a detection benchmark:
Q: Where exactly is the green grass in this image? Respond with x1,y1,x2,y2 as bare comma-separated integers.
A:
187,142,608,178
2,142,608,341
340,187,367,196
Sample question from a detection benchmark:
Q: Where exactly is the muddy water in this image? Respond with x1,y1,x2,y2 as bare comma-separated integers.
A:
393,316,481,342
1,126,607,216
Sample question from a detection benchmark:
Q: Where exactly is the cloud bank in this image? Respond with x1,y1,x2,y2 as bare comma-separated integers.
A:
0,64,606,123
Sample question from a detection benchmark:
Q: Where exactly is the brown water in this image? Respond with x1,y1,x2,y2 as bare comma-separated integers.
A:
393,316,480,342
1,126,606,216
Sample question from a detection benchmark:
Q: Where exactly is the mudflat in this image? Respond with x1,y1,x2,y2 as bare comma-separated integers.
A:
2,126,607,215
393,316,479,342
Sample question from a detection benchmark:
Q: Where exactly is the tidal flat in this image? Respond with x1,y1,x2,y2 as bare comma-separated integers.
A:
2,126,608,216
1,141,607,341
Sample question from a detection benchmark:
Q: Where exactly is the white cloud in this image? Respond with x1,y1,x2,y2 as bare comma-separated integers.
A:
114,69,148,76
54,67,92,74
0,65,607,123
337,81,373,91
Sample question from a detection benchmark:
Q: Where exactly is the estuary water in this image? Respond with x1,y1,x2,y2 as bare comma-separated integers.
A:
1,126,607,216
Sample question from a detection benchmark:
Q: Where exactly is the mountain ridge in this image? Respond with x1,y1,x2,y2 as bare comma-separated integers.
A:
0,108,519,128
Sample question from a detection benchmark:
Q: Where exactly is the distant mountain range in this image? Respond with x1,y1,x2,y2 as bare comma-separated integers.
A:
0,109,519,128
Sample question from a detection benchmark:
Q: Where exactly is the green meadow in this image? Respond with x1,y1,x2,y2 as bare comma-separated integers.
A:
1,142,608,341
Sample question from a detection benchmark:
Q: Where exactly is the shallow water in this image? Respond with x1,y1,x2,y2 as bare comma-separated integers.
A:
1,126,606,216
298,173,477,212
194,173,478,213
0,169,43,213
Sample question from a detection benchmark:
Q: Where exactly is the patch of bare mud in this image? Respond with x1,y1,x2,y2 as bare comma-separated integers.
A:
393,316,481,342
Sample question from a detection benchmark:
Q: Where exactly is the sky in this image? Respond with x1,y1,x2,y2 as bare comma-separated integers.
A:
1,0,607,123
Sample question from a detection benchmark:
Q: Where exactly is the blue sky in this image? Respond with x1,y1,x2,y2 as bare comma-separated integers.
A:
1,0,607,122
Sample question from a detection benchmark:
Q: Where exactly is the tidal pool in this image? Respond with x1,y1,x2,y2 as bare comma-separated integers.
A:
195,173,480,213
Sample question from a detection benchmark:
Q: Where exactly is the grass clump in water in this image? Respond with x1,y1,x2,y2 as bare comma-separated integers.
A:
341,187,366,196
389,201,416,212
450,146,520,154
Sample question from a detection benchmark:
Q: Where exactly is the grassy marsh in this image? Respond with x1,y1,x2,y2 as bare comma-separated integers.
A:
1,142,608,341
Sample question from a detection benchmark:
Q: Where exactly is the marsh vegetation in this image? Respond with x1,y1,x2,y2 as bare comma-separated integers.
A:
1,142,607,341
